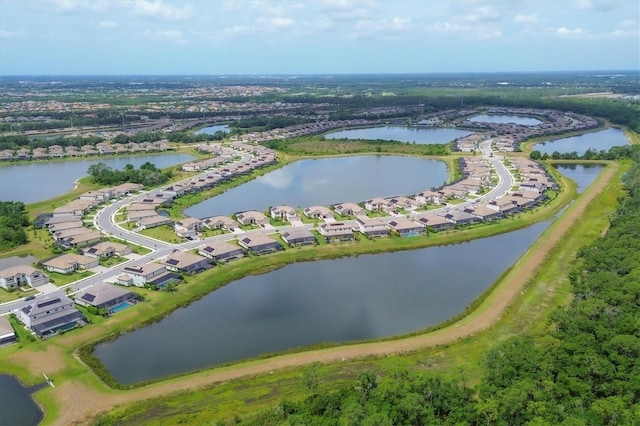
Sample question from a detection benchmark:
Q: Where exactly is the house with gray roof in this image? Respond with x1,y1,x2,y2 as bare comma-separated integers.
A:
444,210,481,225
81,241,132,258
41,253,99,274
417,214,452,231
270,205,299,222
174,217,202,239
303,205,334,220
238,234,283,255
333,202,366,217
202,215,239,231
18,295,87,338
74,282,138,312
281,228,317,247
58,230,102,249
235,210,270,226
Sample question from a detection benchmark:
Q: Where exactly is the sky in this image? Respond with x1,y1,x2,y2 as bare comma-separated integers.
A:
0,0,638,75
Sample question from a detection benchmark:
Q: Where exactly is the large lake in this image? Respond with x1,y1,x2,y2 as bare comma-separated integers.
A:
185,155,448,218
534,127,629,155
194,125,230,135
468,114,542,126
0,153,195,204
0,374,44,426
323,126,472,144
94,165,603,385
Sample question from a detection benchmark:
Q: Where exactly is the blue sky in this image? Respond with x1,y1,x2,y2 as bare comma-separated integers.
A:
0,0,638,75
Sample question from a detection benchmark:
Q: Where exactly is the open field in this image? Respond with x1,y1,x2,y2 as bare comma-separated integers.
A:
0,158,620,425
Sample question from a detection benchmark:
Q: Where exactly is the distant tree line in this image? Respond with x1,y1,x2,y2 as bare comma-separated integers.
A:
0,135,105,151
530,144,640,161
0,201,29,250
230,116,308,132
87,162,172,187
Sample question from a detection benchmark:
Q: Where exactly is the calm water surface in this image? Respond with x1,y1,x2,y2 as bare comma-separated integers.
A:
468,114,542,126
534,128,629,155
194,125,230,135
0,375,44,426
554,163,605,193
0,153,195,204
185,155,448,218
96,219,551,385
324,126,472,144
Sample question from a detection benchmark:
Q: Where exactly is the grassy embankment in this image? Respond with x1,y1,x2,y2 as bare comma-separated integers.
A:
68,160,624,426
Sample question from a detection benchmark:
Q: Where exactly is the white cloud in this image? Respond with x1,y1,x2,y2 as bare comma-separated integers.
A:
463,5,501,23
554,26,588,37
99,21,118,28
572,0,617,11
428,21,501,39
514,14,538,24
345,17,413,40
0,30,26,39
132,0,193,21
51,0,109,12
143,29,186,44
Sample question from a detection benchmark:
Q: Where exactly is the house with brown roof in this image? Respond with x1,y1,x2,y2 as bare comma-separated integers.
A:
318,222,354,242
137,215,173,230
202,215,239,231
174,217,202,239
333,202,366,217
303,205,334,220
0,265,49,290
236,210,270,226
58,230,102,249
122,263,177,287
162,251,211,273
198,241,245,263
237,234,283,254
270,205,299,222
464,204,504,221
444,210,481,225
41,253,99,274
364,197,391,212
414,190,442,205
81,241,132,258
416,214,452,231
386,218,425,237
355,217,389,238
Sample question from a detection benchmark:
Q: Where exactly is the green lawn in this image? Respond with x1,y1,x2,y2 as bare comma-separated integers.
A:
47,270,94,286
99,256,127,268
139,225,184,244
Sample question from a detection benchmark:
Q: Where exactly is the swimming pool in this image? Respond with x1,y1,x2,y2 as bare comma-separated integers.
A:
110,301,134,314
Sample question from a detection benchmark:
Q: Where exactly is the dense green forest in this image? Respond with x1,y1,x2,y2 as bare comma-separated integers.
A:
225,152,640,425
87,162,172,187
0,201,29,251
531,144,640,161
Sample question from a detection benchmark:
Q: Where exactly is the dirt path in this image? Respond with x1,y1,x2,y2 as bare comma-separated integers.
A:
52,164,618,425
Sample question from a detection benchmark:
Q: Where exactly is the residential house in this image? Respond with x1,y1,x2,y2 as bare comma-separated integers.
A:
444,210,481,226
235,210,270,226
48,221,84,234
355,217,389,238
18,295,87,338
414,190,442,205
81,241,132,258
137,214,173,230
58,230,102,249
281,228,317,247
386,218,425,237
202,215,239,231
364,197,391,212
333,202,366,217
162,251,211,273
122,263,177,287
41,254,99,274
0,315,16,346
385,196,418,212
270,205,300,222
74,282,137,312
303,206,334,221
174,217,202,239
237,234,283,255
416,214,452,231
487,197,520,214
0,265,49,290
464,204,504,221
198,241,245,263
318,222,354,242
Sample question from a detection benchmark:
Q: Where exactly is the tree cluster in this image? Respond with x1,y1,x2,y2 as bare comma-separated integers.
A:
531,144,640,161
87,162,172,187
0,201,29,250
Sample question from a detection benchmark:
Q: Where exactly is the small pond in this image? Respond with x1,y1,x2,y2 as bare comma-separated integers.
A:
534,128,629,156
554,163,605,193
323,126,472,144
468,114,542,126
0,374,44,426
194,125,230,135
